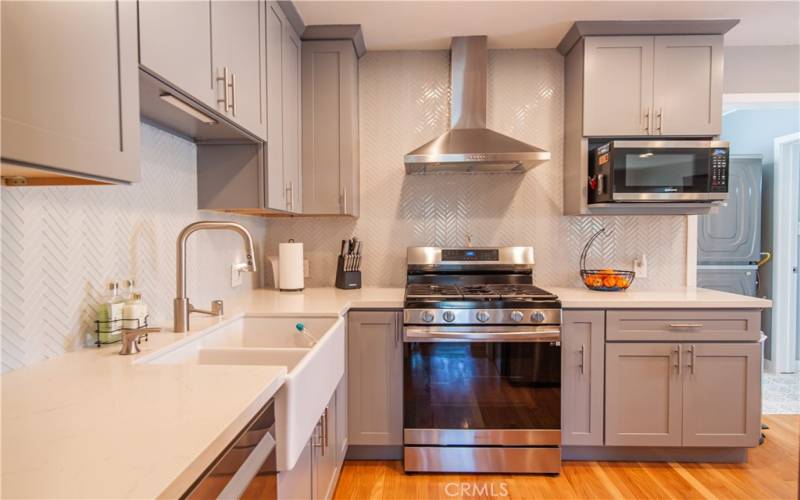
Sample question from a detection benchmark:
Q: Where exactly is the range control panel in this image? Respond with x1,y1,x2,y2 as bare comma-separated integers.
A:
710,148,729,193
442,249,499,262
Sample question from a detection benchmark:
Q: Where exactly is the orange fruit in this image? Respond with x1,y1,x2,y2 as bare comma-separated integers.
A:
599,268,614,275
616,276,629,288
590,276,603,288
602,276,616,288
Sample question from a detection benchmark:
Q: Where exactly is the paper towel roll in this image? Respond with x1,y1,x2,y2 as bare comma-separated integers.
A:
279,240,304,291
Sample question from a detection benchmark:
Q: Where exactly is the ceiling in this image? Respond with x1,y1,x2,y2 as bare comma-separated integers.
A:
294,1,800,51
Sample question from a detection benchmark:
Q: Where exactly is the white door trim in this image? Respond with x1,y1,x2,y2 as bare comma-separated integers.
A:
772,132,800,373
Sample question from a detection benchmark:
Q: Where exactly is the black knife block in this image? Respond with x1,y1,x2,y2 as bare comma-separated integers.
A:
335,255,361,290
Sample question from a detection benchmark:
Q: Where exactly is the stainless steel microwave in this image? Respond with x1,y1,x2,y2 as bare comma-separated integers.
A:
588,140,729,204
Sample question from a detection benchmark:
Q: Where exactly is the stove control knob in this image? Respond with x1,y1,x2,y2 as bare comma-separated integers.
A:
421,310,435,323
442,311,456,323
510,311,524,322
531,311,546,323
476,311,491,323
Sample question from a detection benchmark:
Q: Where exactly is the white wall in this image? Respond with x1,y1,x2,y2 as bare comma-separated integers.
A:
724,45,800,94
266,50,688,289
0,123,269,371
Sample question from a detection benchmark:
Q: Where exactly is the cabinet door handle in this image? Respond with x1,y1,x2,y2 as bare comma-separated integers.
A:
312,420,322,448
656,108,663,134
674,344,681,375
688,344,696,374
643,108,650,134
579,344,585,374
668,323,704,329
228,72,236,115
216,67,229,112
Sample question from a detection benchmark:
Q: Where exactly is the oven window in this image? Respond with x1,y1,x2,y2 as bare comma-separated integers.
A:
613,148,710,192
403,342,560,430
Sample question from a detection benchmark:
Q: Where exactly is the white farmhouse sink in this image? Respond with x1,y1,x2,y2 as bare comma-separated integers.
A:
138,315,345,471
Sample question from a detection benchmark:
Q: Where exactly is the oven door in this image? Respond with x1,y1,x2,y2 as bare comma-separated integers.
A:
608,140,728,201
403,326,561,447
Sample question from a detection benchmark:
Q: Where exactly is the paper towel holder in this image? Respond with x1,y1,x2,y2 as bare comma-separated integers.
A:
279,239,305,292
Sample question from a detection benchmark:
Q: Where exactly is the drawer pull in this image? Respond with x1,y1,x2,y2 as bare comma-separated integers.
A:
579,344,585,374
667,322,704,329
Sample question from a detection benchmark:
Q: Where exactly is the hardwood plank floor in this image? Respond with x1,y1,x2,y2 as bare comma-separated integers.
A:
333,415,799,500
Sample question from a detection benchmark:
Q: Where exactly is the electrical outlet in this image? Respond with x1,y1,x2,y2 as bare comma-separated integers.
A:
231,263,243,287
633,254,648,279
303,259,310,279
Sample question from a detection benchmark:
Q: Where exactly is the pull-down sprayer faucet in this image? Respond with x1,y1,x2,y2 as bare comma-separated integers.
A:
174,221,257,333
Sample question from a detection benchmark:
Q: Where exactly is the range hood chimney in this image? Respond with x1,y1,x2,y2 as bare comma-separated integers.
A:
404,36,550,174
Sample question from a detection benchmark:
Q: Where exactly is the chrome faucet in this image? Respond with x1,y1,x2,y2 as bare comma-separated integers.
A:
174,221,257,333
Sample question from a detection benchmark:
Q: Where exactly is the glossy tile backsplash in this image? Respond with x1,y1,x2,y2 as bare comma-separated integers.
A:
1,124,268,371
266,50,687,287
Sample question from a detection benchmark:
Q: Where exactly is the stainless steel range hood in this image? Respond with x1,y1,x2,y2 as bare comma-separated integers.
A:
404,36,550,174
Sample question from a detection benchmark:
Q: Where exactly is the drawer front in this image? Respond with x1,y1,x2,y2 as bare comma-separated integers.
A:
606,310,761,342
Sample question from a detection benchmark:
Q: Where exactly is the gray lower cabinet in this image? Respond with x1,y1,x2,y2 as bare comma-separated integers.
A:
278,378,346,500
302,40,360,216
1,0,140,184
605,343,683,447
347,311,403,446
606,341,761,448
138,0,214,107
682,343,761,447
561,310,605,446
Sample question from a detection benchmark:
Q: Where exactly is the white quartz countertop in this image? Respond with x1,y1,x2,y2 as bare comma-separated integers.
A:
551,286,772,309
0,285,768,498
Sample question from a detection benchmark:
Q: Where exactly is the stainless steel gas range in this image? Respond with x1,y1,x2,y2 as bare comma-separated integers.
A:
402,246,562,474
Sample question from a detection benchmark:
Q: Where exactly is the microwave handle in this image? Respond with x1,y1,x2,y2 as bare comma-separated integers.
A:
597,174,606,195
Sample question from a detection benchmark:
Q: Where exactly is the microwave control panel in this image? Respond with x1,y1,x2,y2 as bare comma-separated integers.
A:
710,149,729,193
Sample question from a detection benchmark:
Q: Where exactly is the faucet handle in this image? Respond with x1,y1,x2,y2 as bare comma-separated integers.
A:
119,327,161,355
211,300,224,316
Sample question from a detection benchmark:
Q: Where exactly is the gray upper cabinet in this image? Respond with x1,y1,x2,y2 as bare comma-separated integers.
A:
698,156,763,264
265,2,302,212
561,310,605,446
302,40,360,216
138,0,214,107
682,343,761,447
347,311,403,446
605,343,683,447
211,0,266,139
653,36,723,136
580,34,723,137
583,36,654,137
1,0,139,184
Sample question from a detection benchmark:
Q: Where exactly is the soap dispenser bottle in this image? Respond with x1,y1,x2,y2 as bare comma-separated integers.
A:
97,282,124,343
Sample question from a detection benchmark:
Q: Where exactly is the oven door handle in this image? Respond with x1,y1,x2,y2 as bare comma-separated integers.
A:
404,327,561,343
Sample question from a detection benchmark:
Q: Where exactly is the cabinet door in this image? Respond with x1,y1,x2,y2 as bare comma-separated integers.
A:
583,36,654,137
1,0,139,183
682,343,761,447
278,438,313,500
562,310,605,446
265,2,285,210
211,0,266,139
335,371,348,466
283,26,303,213
347,311,403,446
606,343,683,446
138,0,214,107
313,394,337,500
653,35,723,136
302,41,360,215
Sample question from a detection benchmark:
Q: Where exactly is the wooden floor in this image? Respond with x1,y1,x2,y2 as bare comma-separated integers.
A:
333,415,799,500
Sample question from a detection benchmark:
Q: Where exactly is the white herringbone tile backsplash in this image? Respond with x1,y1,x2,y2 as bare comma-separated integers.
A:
1,123,268,371
266,50,687,288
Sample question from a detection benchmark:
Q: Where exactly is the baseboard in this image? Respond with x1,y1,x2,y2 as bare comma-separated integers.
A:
345,445,403,460
562,446,748,463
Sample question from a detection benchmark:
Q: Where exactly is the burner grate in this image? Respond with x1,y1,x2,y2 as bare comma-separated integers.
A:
405,283,557,301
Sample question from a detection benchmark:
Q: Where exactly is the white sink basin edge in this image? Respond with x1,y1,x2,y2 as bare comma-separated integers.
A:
136,314,346,471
